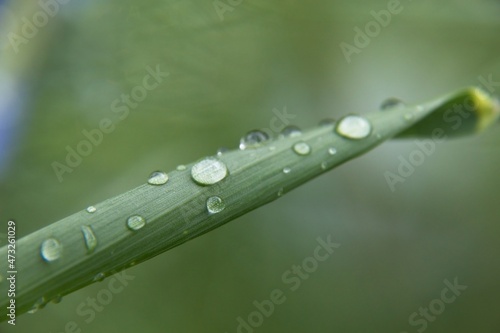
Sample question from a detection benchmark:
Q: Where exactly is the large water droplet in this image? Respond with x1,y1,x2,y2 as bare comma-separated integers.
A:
191,158,228,185
328,147,337,155
281,125,302,138
28,297,47,314
335,115,372,139
127,215,146,231
380,97,405,110
206,196,226,214
81,225,97,254
147,171,169,185
86,206,97,213
93,272,106,282
292,142,311,155
40,238,63,262
282,167,291,174
239,130,269,150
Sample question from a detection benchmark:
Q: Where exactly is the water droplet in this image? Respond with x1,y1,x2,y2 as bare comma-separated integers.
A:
280,125,302,138
268,146,276,151
127,215,146,231
93,272,106,282
321,162,328,170
206,196,226,214
28,297,47,314
282,167,291,174
380,97,405,110
216,147,229,156
335,115,372,139
51,295,63,304
191,157,228,185
40,238,63,262
318,118,336,127
81,225,97,254
327,147,337,155
403,113,414,121
176,164,187,171
239,130,269,150
147,171,169,185
292,142,311,155
277,188,284,197
86,206,97,213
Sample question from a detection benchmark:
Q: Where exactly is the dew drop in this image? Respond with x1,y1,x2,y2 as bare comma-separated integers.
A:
206,196,226,214
93,272,106,282
191,157,228,185
147,171,169,185
335,115,372,139
40,238,63,262
327,147,337,155
277,188,284,197
292,142,311,156
239,130,269,150
318,118,336,127
86,206,97,213
81,225,97,254
176,164,187,171
283,167,291,174
216,147,229,156
403,113,414,121
280,125,302,138
127,215,146,231
268,146,276,151
321,162,328,170
28,297,47,314
380,97,405,110
51,295,63,304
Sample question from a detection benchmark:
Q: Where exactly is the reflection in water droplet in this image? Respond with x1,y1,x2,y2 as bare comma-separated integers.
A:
191,158,228,185
281,125,302,138
318,118,336,127
81,225,97,254
41,238,63,262
28,297,47,314
127,215,146,231
216,147,229,156
380,97,405,110
335,115,372,139
93,272,106,282
206,196,226,214
239,130,269,150
147,171,169,185
86,206,97,213
283,167,291,174
292,142,311,156
328,147,337,155
176,165,187,171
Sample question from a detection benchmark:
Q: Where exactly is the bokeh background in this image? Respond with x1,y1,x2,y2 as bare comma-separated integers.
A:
1,0,500,332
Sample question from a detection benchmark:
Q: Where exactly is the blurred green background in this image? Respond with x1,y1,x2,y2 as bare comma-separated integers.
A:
1,0,500,332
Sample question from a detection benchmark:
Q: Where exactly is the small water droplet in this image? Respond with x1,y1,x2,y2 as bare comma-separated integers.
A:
335,115,372,139
86,206,97,213
191,158,228,185
282,167,291,174
380,97,405,110
51,295,63,304
93,272,106,282
318,118,336,127
416,105,424,113
321,162,328,170
375,133,382,140
280,125,302,138
81,225,97,254
147,171,169,185
40,238,63,262
206,196,226,214
327,147,337,155
239,130,269,150
268,146,276,151
277,188,284,197
216,147,229,156
403,113,414,121
292,142,311,155
127,215,146,231
28,297,47,314
176,164,187,171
